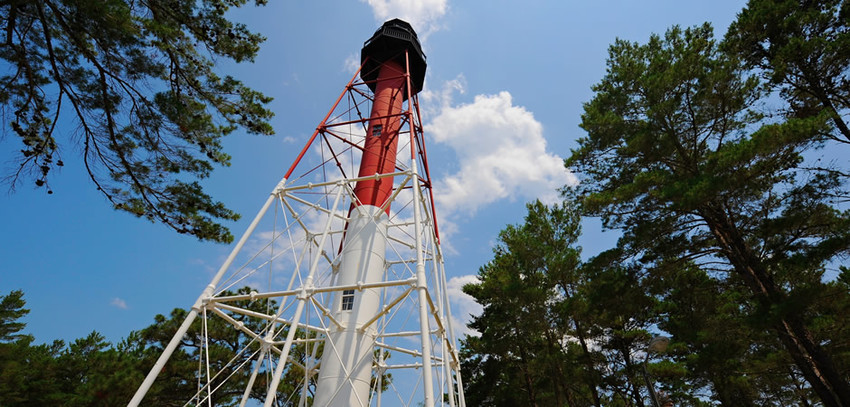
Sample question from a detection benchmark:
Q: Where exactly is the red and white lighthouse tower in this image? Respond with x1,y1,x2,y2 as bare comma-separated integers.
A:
130,19,466,407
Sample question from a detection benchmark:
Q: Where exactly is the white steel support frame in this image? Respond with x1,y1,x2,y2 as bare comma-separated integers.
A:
129,58,466,407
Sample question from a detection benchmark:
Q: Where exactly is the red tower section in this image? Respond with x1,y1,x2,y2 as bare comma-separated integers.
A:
352,59,405,209
353,19,427,212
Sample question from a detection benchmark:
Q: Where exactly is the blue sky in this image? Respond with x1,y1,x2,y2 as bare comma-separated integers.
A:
1,0,749,344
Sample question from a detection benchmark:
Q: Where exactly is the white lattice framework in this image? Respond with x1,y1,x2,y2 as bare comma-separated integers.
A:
129,62,466,407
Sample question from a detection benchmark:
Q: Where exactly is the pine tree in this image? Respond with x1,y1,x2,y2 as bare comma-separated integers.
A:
1,0,274,242
462,200,598,406
0,290,29,342
569,23,850,405
0,288,320,405
726,0,850,144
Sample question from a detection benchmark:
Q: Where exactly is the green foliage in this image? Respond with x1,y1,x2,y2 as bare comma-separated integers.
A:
0,0,275,243
0,290,29,342
0,288,318,406
655,263,802,405
726,0,850,143
462,200,606,406
0,338,67,406
569,19,850,407
135,287,316,406
578,249,679,406
460,3,850,407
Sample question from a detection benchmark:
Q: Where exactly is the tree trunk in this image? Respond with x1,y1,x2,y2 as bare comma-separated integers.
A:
544,328,566,406
575,319,603,407
619,343,645,407
702,204,850,406
713,376,755,407
516,335,538,407
806,74,850,144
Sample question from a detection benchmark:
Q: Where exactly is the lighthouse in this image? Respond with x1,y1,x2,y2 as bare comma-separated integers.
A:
313,19,428,406
130,19,464,407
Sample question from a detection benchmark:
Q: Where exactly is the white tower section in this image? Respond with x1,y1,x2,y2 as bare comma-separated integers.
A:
129,19,466,407
312,205,389,406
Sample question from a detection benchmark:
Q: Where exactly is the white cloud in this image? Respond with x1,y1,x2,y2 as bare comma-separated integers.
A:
425,83,577,222
361,0,448,38
111,297,128,309
419,74,466,117
343,53,361,74
446,274,482,338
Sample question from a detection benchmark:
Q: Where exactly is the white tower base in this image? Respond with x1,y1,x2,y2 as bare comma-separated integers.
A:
313,204,388,406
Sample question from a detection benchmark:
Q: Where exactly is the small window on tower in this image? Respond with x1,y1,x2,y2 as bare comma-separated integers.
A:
371,125,382,137
341,290,355,311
